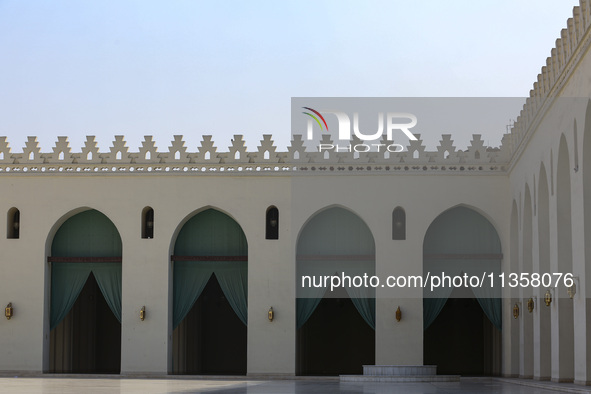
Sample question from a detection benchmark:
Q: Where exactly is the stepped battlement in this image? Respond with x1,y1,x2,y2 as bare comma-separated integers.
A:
507,0,591,162
0,134,507,175
2,4,589,176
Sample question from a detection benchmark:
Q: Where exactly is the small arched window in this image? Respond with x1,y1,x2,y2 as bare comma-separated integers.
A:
266,206,279,240
142,207,154,239
7,208,20,239
392,207,406,240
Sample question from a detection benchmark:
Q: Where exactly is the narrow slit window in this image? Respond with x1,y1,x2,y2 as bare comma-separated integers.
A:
266,206,279,240
142,207,154,239
7,208,20,239
392,207,406,240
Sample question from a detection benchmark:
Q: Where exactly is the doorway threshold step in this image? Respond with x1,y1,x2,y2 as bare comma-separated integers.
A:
340,374,460,382
363,365,437,376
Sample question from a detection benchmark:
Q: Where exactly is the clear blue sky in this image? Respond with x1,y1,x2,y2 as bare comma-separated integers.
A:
0,1,579,152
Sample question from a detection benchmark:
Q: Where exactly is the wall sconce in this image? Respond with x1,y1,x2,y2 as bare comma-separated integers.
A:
544,290,552,306
527,298,534,313
513,303,519,319
567,283,576,299
140,306,146,321
567,276,578,299
268,307,274,322
5,303,13,320
395,306,401,322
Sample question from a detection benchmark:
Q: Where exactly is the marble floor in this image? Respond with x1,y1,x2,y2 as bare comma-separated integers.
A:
0,377,589,394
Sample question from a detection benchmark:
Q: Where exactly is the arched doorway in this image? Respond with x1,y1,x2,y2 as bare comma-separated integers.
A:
423,206,502,376
172,208,248,375
522,185,534,377
48,209,122,374
509,200,520,376
296,207,375,375
537,164,551,379
555,134,574,381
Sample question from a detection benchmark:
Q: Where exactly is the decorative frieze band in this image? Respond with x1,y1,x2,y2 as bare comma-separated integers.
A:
505,0,591,165
0,134,507,175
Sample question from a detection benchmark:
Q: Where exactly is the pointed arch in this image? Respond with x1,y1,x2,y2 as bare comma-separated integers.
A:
423,205,502,376
522,184,534,378
47,208,122,374
538,162,551,379
296,205,375,375
555,133,574,382
171,207,248,375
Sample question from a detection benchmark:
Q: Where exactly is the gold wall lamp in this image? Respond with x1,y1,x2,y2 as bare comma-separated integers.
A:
5,303,13,320
527,298,534,313
395,306,401,322
544,289,552,306
513,303,519,319
268,307,274,322
567,276,578,299
140,306,146,321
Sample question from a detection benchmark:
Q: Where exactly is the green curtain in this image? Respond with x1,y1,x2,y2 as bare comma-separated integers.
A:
50,263,92,330
346,290,376,330
423,207,502,330
173,261,248,329
50,262,122,330
215,263,248,325
173,209,248,329
93,262,123,323
173,261,215,329
51,210,122,258
475,298,502,331
296,298,324,329
50,210,123,330
296,260,377,329
296,208,376,330
423,297,451,330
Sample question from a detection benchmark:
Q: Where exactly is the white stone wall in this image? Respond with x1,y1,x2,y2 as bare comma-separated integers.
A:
0,0,590,383
0,171,509,375
504,0,591,384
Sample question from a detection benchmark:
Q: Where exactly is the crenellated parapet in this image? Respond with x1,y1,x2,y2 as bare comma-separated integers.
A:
506,0,591,164
0,134,508,175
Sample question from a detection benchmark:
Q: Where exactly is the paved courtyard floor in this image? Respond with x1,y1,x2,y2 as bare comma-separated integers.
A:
0,377,589,394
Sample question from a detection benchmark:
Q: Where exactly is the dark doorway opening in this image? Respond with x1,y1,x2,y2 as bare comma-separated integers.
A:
49,273,121,373
424,288,501,376
173,274,247,375
297,289,375,376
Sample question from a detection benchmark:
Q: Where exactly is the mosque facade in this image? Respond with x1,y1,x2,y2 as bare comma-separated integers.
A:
1,0,591,386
